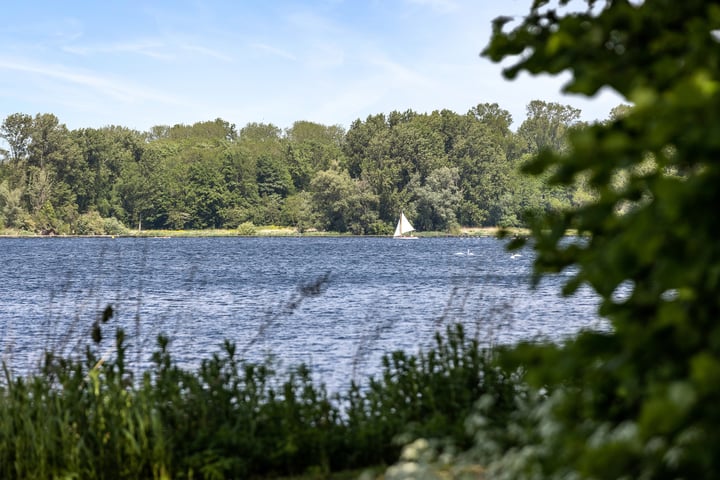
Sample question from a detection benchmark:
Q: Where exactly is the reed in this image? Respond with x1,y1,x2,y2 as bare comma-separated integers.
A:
0,310,522,479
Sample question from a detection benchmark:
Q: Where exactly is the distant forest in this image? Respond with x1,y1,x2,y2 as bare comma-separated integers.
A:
0,101,624,235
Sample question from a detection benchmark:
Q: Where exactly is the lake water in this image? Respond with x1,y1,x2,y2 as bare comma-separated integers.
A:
0,236,605,392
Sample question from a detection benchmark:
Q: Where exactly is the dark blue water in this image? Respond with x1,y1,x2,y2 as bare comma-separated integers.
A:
0,236,604,391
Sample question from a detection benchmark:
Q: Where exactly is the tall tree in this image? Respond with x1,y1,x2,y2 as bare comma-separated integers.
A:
343,114,388,178
0,113,33,163
412,166,462,231
468,102,513,137
238,122,292,198
517,100,581,154
27,114,69,170
184,150,231,228
220,144,260,226
285,121,345,190
0,180,24,228
310,169,378,233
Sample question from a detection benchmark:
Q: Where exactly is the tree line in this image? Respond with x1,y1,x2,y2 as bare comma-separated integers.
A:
0,101,609,235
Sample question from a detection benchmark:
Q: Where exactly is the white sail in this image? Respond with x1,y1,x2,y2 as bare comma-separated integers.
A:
393,212,416,237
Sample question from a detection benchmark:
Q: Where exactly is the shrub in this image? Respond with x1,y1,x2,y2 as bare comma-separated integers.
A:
236,221,257,236
103,217,127,235
74,210,106,235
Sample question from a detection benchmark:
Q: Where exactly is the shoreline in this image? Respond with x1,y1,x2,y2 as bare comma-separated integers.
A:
0,226,529,239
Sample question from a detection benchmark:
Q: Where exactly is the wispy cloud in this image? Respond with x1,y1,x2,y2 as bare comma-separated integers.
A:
181,43,233,62
0,57,180,105
62,40,172,60
404,0,459,13
287,10,342,35
304,42,345,69
63,38,233,63
367,55,434,88
250,43,297,61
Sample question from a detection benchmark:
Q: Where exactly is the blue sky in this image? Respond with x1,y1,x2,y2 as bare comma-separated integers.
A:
0,0,623,133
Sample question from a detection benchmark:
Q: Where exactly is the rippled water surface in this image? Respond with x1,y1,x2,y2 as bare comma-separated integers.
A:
0,236,604,391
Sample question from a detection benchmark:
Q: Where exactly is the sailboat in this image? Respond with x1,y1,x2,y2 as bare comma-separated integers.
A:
393,211,418,239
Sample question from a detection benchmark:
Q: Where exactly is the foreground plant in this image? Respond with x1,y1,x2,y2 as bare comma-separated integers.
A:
471,0,720,478
0,314,520,479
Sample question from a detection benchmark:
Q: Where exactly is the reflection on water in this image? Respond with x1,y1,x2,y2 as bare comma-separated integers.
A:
0,236,605,391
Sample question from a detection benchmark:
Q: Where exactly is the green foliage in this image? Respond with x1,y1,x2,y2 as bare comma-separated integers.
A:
0,180,24,228
74,210,109,235
345,324,519,468
74,210,127,235
236,221,257,236
1,98,599,233
281,191,317,232
310,169,379,234
102,216,128,236
479,0,720,477
413,166,462,231
0,317,520,479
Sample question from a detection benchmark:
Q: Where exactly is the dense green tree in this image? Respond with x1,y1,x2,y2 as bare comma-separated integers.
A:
469,103,513,135
356,113,447,223
343,114,389,179
517,100,581,155
481,0,720,477
24,166,54,215
310,169,379,234
184,150,232,229
256,153,293,198
0,180,24,228
70,126,142,216
114,141,172,230
237,122,292,200
451,120,512,226
220,144,260,226
285,121,345,190
27,114,69,170
281,191,317,232
0,113,33,163
423,109,466,156
412,166,462,232
239,122,282,144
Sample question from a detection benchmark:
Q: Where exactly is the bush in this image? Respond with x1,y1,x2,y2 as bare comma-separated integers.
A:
74,210,106,235
236,221,257,236
103,217,127,235
74,211,127,235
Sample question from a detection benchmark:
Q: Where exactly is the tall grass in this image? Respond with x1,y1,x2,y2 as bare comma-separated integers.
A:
0,310,522,479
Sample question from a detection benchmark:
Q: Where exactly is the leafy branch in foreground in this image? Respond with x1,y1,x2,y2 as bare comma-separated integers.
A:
463,0,720,478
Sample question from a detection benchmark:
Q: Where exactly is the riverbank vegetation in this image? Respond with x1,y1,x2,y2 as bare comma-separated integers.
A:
0,99,603,237
0,318,520,479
